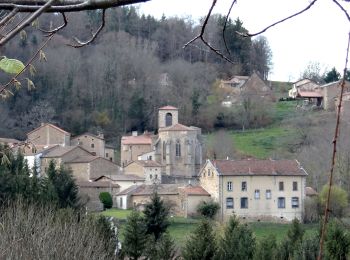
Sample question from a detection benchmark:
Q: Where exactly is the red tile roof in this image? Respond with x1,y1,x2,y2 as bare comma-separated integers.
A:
159,123,194,132
212,159,307,176
179,185,210,196
121,134,152,145
159,105,178,110
297,90,322,98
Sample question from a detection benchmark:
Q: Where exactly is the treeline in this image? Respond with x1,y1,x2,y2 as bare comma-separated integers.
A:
0,6,272,144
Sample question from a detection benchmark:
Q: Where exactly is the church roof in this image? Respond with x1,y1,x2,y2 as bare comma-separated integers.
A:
159,105,178,110
121,134,152,145
158,123,194,132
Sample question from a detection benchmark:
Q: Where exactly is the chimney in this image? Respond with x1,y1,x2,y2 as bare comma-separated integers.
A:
132,131,138,137
41,122,45,126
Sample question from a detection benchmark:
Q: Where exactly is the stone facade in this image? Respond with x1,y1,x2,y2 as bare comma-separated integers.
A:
123,160,162,184
27,123,71,146
200,159,307,222
321,80,350,111
120,133,153,167
71,133,105,157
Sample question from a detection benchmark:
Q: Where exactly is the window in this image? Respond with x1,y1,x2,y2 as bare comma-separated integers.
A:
163,141,166,160
150,174,153,179
292,197,299,208
165,112,173,126
120,197,123,208
266,189,272,199
91,143,94,148
293,181,298,191
106,153,109,157
241,197,248,208
279,181,284,191
278,197,285,208
242,181,247,191
148,156,152,160
254,189,260,199
208,169,211,177
227,181,233,191
155,174,158,180
226,198,234,209
175,140,181,157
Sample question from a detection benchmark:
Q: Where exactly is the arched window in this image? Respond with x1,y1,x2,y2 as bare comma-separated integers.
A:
163,141,166,160
165,113,173,127
175,140,181,157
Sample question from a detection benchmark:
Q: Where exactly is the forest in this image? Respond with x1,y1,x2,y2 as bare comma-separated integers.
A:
0,6,272,144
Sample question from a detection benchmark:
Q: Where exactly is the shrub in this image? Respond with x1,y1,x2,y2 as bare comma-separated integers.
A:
319,185,348,217
197,200,220,219
99,192,113,209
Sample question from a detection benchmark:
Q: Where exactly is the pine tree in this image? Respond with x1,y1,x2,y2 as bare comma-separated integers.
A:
254,234,277,260
143,191,169,240
182,219,217,260
122,210,148,260
325,219,350,260
215,216,256,260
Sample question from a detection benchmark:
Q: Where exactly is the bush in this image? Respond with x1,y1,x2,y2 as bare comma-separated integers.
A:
197,200,220,219
319,185,348,217
99,192,113,209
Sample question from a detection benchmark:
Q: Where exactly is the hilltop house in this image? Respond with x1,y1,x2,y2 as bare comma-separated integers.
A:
199,159,307,221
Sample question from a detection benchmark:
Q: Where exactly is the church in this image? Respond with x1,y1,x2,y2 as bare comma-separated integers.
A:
121,106,203,182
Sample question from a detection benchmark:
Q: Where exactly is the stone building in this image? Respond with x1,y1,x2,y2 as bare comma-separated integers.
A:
199,159,307,222
123,160,162,184
27,123,71,146
320,80,350,111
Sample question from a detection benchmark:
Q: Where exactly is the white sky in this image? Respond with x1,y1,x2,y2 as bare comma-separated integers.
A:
137,0,350,82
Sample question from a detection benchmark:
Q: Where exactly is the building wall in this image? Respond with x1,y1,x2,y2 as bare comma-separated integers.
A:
40,157,62,174
158,109,178,128
121,144,152,167
123,162,144,178
116,195,128,209
131,194,182,215
144,167,162,184
89,158,120,180
323,82,350,111
71,135,105,157
28,125,70,146
155,130,201,178
65,162,90,181
219,175,305,221
185,195,211,217
79,186,120,211
199,162,220,201
105,147,115,162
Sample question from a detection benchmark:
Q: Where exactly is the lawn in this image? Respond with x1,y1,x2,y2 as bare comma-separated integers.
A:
232,126,293,159
100,209,318,246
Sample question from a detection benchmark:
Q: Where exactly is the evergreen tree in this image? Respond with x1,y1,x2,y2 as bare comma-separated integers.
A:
323,67,341,83
182,219,217,260
197,200,220,219
143,191,169,240
145,232,177,260
122,210,148,260
215,216,256,260
325,219,350,260
254,234,277,260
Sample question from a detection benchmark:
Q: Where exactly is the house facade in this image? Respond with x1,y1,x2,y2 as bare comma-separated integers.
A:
27,123,71,146
199,159,307,221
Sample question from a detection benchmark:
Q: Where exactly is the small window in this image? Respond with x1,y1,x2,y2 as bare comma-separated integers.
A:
226,198,234,209
106,153,109,157
293,181,298,191
227,181,233,191
292,197,299,208
91,143,95,148
175,140,181,157
242,181,247,191
241,197,248,208
150,174,153,179
208,169,211,177
120,197,123,208
279,182,284,191
155,174,158,179
278,197,285,208
266,189,272,199
254,189,260,199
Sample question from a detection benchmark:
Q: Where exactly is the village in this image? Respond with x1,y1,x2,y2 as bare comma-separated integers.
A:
1,72,347,223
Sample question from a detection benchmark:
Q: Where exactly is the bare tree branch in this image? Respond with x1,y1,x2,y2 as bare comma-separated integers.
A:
332,0,350,22
238,0,319,37
183,0,234,64
0,0,150,12
0,8,18,28
0,0,56,45
0,33,55,96
67,9,106,48
222,0,237,55
38,12,67,36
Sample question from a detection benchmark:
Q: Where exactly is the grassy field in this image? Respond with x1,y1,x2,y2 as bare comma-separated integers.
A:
100,209,317,246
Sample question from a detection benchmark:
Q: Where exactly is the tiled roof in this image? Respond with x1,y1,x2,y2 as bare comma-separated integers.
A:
179,185,210,196
93,174,144,181
77,181,120,188
136,160,162,167
0,138,20,144
121,134,152,145
71,132,104,140
23,144,59,156
118,184,182,196
211,159,307,176
42,146,77,158
66,155,99,163
159,105,178,110
159,123,194,132
27,123,70,136
297,90,323,98
305,186,318,196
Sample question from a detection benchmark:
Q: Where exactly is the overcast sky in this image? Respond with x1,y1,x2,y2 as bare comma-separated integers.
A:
137,0,350,82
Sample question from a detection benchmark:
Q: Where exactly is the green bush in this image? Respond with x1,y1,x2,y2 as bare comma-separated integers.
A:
99,192,113,209
197,200,220,219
